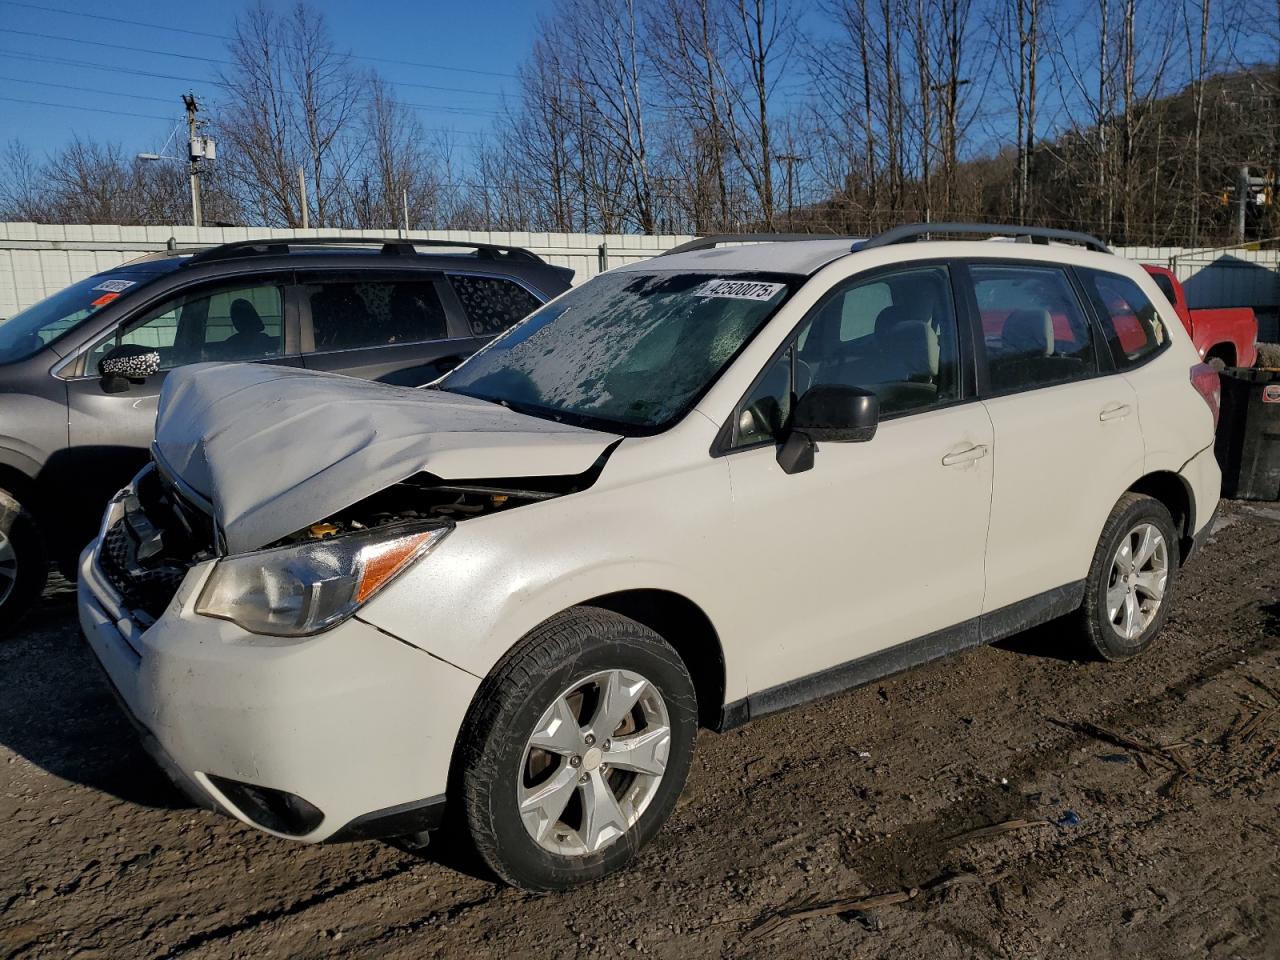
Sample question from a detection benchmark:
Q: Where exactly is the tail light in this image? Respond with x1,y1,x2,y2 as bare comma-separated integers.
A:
1190,363,1221,430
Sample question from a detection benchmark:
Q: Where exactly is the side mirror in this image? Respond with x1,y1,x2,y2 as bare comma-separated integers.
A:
98,344,161,394
777,385,879,475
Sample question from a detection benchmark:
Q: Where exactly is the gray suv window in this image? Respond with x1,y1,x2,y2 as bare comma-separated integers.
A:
88,282,285,371
307,279,448,351
449,274,542,335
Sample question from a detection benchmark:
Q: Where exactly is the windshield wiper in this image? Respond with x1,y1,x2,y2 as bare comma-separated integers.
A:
497,397,563,422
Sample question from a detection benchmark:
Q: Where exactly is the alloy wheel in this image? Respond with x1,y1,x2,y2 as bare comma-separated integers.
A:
1107,521,1168,641
517,668,671,856
0,530,16,606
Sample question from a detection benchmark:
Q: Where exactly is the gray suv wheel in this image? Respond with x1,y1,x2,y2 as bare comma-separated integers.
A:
0,489,47,634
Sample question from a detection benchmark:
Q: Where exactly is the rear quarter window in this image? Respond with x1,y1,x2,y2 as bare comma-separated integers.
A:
449,274,543,336
1079,269,1169,369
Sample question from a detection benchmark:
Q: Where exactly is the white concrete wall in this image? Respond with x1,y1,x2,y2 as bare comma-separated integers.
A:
0,223,695,317
1,222,1275,320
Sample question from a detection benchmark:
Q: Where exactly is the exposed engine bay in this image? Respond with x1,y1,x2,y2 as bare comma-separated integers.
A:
98,453,613,622
278,476,569,546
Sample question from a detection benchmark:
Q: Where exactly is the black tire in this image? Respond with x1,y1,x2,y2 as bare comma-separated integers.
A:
1079,492,1179,661
458,607,698,891
0,488,47,636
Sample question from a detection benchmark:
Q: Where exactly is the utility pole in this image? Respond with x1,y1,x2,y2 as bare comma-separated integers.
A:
297,167,309,229
777,153,807,230
183,93,204,229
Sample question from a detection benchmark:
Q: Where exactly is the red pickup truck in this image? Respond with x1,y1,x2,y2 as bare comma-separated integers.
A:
1143,264,1258,370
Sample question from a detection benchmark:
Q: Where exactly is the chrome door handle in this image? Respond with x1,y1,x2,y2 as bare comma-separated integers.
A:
942,444,988,466
1099,403,1132,421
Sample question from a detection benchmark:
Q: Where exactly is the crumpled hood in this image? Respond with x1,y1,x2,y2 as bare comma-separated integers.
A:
153,363,619,554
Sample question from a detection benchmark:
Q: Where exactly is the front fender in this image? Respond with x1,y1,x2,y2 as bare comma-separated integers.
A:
0,442,42,486
356,455,744,700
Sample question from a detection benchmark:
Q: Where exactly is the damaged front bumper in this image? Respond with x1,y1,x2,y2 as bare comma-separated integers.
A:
78,517,478,843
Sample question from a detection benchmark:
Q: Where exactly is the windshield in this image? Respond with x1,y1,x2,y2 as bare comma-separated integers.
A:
439,271,797,433
0,272,154,364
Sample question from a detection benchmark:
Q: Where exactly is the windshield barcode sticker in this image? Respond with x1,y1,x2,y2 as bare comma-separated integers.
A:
693,279,785,302
92,279,136,293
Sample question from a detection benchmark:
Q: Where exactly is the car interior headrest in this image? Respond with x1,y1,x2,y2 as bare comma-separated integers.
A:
1001,309,1054,357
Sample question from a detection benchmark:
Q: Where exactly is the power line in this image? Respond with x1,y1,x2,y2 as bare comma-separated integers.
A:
0,27,513,100
0,75,176,104
0,27,234,65
0,0,521,79
0,49,506,119
0,77,492,139
0,94,174,122
0,0,225,39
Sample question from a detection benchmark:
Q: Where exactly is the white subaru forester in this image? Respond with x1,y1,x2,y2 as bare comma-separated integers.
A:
79,225,1223,890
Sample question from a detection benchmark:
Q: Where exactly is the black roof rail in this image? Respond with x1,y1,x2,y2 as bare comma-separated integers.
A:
184,235,546,267
658,233,855,256
855,222,1111,254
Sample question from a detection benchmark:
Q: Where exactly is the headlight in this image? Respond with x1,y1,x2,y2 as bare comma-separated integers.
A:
195,521,451,637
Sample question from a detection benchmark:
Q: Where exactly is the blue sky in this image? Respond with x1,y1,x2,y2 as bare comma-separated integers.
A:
0,0,542,157
0,0,1270,168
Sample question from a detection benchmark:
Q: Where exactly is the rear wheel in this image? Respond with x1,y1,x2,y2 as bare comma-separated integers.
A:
0,489,47,635
458,607,697,890
1079,492,1179,661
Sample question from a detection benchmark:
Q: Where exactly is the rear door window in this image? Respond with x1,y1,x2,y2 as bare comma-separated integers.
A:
1078,269,1169,369
306,279,449,351
969,264,1097,393
448,274,543,335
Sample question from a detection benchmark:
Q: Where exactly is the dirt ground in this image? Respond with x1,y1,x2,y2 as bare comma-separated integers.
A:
1,499,1278,960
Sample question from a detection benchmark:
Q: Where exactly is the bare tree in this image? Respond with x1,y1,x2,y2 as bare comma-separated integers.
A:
990,0,1045,223
648,0,733,230
349,74,442,230
217,1,362,227
0,137,240,225
912,0,937,220
553,0,658,232
720,0,792,227
0,140,45,222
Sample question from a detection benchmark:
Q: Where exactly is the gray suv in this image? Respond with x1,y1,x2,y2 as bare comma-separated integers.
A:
0,237,572,627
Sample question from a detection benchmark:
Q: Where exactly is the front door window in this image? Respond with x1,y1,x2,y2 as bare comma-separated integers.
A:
88,282,286,371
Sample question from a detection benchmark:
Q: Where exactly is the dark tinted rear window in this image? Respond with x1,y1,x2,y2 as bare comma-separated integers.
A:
449,274,543,335
306,279,449,350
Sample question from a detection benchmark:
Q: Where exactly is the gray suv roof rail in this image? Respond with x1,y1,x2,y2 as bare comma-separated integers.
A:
185,236,546,267
658,233,856,257
856,222,1111,254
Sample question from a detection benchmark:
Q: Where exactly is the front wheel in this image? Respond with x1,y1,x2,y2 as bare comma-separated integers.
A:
458,607,698,890
1079,492,1179,661
0,489,46,636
